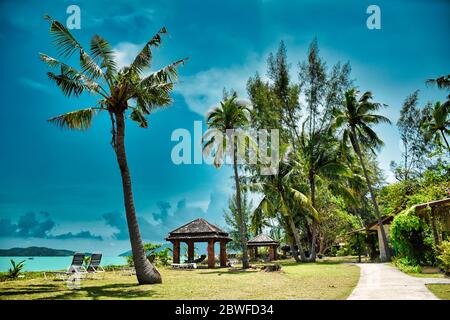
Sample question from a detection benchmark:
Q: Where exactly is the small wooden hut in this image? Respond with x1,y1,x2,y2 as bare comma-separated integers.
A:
166,218,231,268
247,234,279,261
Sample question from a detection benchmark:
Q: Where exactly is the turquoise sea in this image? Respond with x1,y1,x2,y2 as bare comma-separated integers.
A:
0,256,127,272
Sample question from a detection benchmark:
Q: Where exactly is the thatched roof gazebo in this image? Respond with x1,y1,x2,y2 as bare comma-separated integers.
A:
247,234,279,261
166,218,231,268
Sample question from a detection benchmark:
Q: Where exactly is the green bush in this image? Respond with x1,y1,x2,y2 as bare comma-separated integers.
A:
393,257,422,274
437,240,450,275
126,243,173,267
390,208,434,265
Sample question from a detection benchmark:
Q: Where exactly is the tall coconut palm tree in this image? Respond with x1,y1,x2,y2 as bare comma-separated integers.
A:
251,146,318,263
332,89,392,261
421,101,450,152
41,16,187,284
202,92,251,268
296,126,353,261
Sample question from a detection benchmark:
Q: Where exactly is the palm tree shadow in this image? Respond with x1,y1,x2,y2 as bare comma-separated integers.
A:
0,283,60,297
46,283,158,300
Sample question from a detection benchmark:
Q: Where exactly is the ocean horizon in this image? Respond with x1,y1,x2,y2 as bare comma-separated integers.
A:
0,256,127,272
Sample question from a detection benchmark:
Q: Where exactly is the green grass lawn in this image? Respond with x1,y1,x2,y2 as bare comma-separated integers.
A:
0,260,359,300
426,284,450,300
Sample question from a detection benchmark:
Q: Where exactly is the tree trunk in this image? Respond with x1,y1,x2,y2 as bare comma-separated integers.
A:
307,175,318,262
441,129,450,152
289,239,300,262
232,142,250,269
350,129,391,261
114,112,162,284
287,214,307,262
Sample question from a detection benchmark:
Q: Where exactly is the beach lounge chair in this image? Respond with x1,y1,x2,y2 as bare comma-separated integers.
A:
184,254,206,264
44,252,87,280
86,253,105,273
193,254,206,264
171,262,197,269
119,266,136,276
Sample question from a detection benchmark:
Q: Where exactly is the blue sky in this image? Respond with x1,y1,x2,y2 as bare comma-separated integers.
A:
0,0,448,255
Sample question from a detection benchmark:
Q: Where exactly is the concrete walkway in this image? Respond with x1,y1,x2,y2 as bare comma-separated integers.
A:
348,263,450,300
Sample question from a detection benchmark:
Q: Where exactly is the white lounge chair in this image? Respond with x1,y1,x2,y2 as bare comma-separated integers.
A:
171,263,197,269
44,252,88,280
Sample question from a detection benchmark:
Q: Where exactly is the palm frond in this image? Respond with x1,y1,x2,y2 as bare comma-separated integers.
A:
129,27,168,74
44,16,102,79
40,53,101,95
47,107,99,130
290,188,319,220
140,58,188,87
129,108,148,128
90,35,117,77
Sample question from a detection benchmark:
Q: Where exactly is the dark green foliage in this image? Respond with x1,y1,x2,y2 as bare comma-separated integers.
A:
126,243,172,267
391,90,429,181
224,192,253,252
390,208,434,265
7,259,26,279
437,241,450,275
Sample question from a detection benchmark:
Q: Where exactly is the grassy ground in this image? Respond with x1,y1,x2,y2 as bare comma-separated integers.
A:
426,284,450,300
0,260,359,300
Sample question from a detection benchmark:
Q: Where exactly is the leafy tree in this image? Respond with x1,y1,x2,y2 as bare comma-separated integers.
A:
267,41,301,143
224,192,253,252
421,101,450,152
251,147,318,262
202,92,251,268
247,40,354,262
426,74,450,91
391,91,429,180
41,16,186,284
332,89,392,261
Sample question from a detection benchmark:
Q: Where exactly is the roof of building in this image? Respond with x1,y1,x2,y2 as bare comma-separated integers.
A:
247,234,279,246
347,216,394,234
165,218,231,242
414,198,450,214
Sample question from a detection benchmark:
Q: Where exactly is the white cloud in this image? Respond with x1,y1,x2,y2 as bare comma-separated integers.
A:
175,54,267,116
19,78,48,92
113,42,143,69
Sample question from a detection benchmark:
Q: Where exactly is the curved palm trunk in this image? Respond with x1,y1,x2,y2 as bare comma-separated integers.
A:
440,129,450,152
232,147,250,269
289,239,300,262
114,112,162,284
350,129,391,262
307,175,318,262
287,214,307,262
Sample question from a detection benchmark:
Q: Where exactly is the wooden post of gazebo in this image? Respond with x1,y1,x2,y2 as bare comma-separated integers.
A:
172,240,180,264
207,240,215,268
268,245,277,261
220,240,227,267
187,240,195,262
166,218,231,268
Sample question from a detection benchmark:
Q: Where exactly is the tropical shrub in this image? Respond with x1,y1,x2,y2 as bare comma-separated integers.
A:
437,240,450,275
393,257,422,274
155,248,172,266
127,243,172,267
7,259,26,279
390,207,434,265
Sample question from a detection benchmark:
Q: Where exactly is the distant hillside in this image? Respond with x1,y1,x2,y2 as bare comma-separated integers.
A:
119,250,131,257
0,247,75,256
